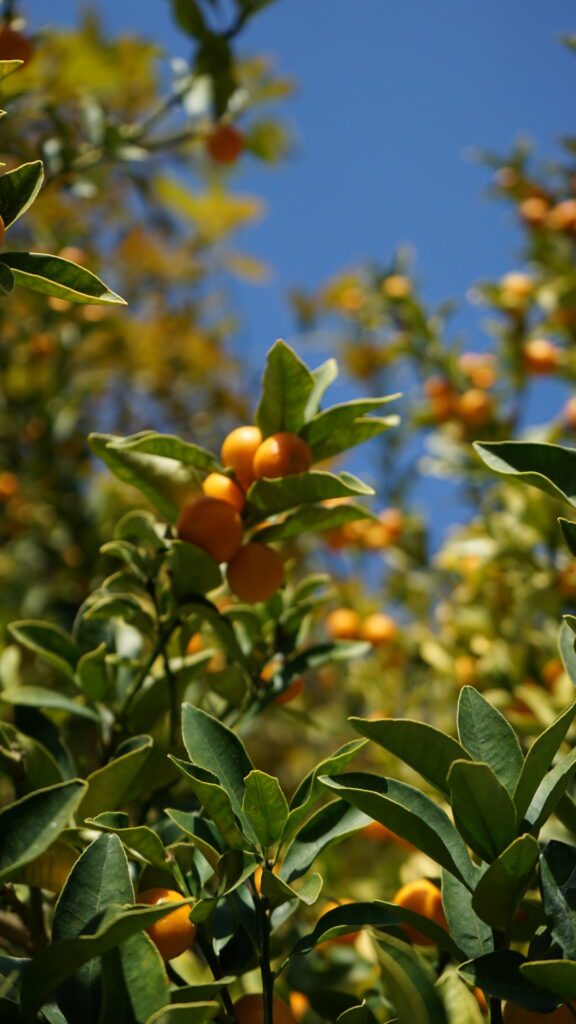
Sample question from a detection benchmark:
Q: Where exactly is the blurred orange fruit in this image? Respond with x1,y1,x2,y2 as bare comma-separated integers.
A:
234,995,297,1024
205,124,244,164
326,608,361,640
360,612,398,646
393,878,447,945
227,542,284,602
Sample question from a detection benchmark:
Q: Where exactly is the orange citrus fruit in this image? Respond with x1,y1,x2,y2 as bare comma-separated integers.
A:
227,542,284,602
221,425,262,489
138,888,196,961
326,608,361,640
503,1004,576,1024
523,338,561,374
253,432,312,480
177,495,243,563
0,25,33,65
360,612,398,646
202,472,245,511
393,879,447,945
206,124,245,165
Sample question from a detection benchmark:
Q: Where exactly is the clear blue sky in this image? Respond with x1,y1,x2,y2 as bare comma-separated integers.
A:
41,1,576,545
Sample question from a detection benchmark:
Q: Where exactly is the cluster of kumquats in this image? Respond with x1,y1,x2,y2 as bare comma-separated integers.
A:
177,426,312,603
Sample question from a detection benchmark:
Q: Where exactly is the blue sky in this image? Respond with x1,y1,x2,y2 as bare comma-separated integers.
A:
42,1,576,544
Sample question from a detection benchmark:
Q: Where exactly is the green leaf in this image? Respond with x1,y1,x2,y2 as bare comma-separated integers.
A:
523,746,576,833
303,358,338,419
447,760,517,862
560,621,576,686
513,703,576,820
520,961,576,1002
471,835,539,930
0,262,14,294
294,899,463,959
113,433,221,473
0,685,100,721
86,813,167,870
169,0,208,39
255,339,316,436
0,161,44,229
0,721,63,791
254,502,375,543
302,396,400,461
145,1004,219,1024
0,60,24,79
459,952,559,1011
164,809,222,871
474,440,576,508
337,1003,376,1024
166,541,222,599
560,518,576,558
441,871,493,960
181,704,253,818
540,841,576,959
321,772,476,889
0,252,125,305
19,899,195,1020
100,931,170,1024
169,758,247,849
76,644,110,702
247,470,374,516
8,620,78,679
242,770,288,847
457,686,523,794
259,869,323,910
52,833,133,1024
282,739,367,843
0,779,87,884
89,433,193,522
79,736,153,821
351,716,470,798
376,934,448,1024
280,798,371,883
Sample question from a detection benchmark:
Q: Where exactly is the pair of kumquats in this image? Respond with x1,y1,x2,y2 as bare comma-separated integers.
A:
177,427,312,603
325,606,398,646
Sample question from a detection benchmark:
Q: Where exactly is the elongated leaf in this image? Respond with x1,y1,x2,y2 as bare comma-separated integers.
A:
540,841,576,959
247,470,373,516
471,835,539,930
0,779,86,884
457,686,523,794
19,899,195,1020
520,961,576,1002
255,339,316,436
164,809,222,870
459,951,560,1011
52,833,133,1024
524,747,576,832
560,517,576,558
352,716,470,798
87,813,167,870
283,739,367,843
0,685,100,721
242,771,288,847
514,703,576,820
114,433,220,472
303,358,338,419
376,934,448,1024
0,721,63,791
100,932,170,1024
89,433,193,521
302,396,400,461
474,440,576,507
321,772,476,889
294,899,463,959
166,541,222,599
0,161,44,228
79,736,153,820
8,620,78,679
448,760,517,862
181,704,253,817
169,758,247,849
260,869,323,910
77,644,110,702
0,252,125,305
254,503,375,543
0,263,13,294
560,620,576,686
441,871,493,960
145,1003,219,1024
280,798,371,883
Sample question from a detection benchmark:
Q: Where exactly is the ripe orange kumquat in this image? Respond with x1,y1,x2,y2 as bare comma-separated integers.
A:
523,338,561,374
177,496,243,563
226,542,284,602
202,472,245,511
138,888,196,961
326,608,361,641
275,677,304,705
392,878,447,945
0,24,34,65
253,431,312,480
360,612,398,646
362,821,414,850
289,992,310,1022
205,123,245,165
234,994,298,1024
221,425,262,489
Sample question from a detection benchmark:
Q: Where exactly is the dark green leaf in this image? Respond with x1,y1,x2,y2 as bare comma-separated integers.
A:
8,620,78,679
0,686,100,722
302,397,400,462
1,252,125,305
376,934,448,1024
352,716,470,798
76,644,110,702
254,503,375,543
457,686,523,794
447,760,517,862
520,961,576,1002
247,471,373,517
242,770,288,847
181,704,253,817
166,541,222,599
474,440,576,508
441,871,493,960
0,263,14,294
0,721,63,791
100,932,170,1024
255,339,316,436
79,736,153,821
86,813,167,870
280,799,371,883
303,358,338,419
114,433,220,473
169,758,247,849
540,841,576,959
144,1003,219,1024
514,703,576,820
89,433,193,522
0,161,44,228
0,779,86,884
459,951,559,1011
283,739,367,843
471,835,539,930
524,747,576,832
169,0,208,39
